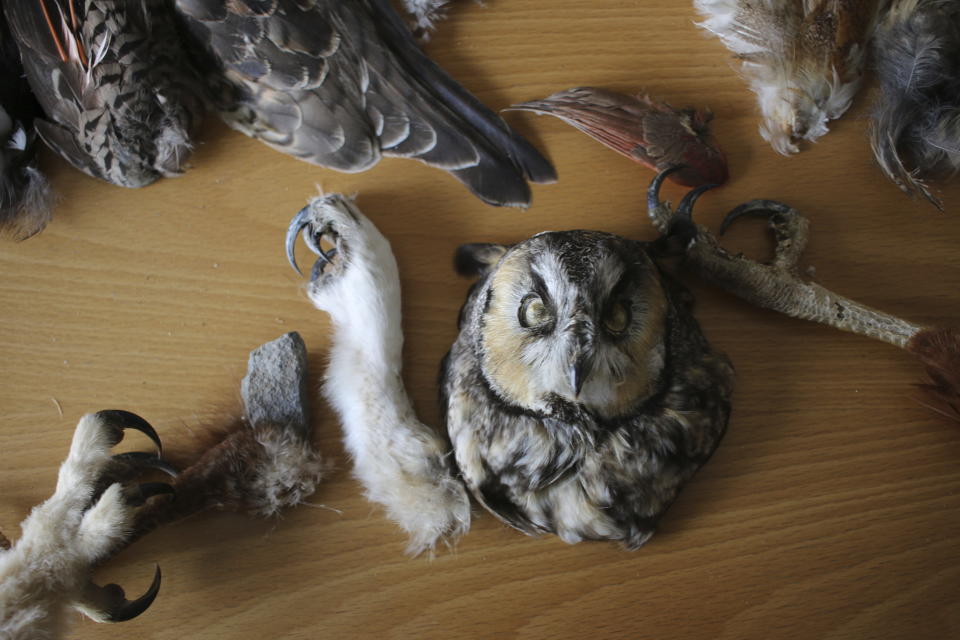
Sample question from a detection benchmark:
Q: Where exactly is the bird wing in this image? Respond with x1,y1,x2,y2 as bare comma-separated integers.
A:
177,0,556,206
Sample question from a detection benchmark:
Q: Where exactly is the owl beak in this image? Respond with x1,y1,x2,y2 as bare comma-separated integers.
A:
568,323,595,397
569,355,592,397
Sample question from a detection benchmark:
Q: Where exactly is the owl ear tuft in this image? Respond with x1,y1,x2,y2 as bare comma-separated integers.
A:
454,243,508,278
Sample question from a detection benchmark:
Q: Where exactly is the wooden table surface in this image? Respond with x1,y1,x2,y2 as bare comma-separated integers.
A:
2,2,959,638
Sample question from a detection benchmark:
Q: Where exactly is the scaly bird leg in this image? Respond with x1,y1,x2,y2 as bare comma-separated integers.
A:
287,194,470,555
647,167,923,348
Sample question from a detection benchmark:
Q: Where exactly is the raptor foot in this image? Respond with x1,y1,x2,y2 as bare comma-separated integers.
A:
0,411,175,637
645,169,920,347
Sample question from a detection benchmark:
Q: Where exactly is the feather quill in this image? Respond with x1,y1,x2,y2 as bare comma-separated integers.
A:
870,0,960,208
694,0,883,155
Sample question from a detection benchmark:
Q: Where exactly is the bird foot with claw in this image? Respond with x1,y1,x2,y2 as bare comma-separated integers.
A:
0,411,174,639
287,195,471,555
647,166,921,348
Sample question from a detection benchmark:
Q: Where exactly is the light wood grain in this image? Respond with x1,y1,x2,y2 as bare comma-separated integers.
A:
2,2,959,638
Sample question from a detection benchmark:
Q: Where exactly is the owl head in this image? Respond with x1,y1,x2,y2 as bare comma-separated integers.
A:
456,231,670,420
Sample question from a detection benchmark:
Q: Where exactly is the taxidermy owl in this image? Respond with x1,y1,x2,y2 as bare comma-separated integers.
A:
0,9,53,240
870,0,960,209
694,0,884,155
508,87,729,187
174,0,556,207
441,216,735,547
3,1,206,189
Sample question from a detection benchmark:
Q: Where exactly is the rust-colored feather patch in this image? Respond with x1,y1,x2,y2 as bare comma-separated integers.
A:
907,327,960,422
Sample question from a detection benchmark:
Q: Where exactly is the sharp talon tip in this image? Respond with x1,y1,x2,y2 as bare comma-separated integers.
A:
677,183,718,218
105,566,162,623
647,165,688,210
309,256,327,282
286,206,313,276
94,410,162,453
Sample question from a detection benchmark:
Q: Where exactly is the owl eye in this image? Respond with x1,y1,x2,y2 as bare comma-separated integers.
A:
518,294,552,329
603,300,631,334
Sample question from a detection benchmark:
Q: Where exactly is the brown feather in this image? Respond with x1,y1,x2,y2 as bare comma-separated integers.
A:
907,327,960,422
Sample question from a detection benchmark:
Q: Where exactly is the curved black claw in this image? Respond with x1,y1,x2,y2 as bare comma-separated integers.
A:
110,452,179,478
647,165,687,211
125,482,176,507
719,199,796,236
287,206,339,281
94,410,162,454
309,248,338,282
102,565,163,622
286,205,313,276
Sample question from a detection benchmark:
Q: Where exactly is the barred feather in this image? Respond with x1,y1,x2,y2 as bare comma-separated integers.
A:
870,0,960,208
4,1,206,189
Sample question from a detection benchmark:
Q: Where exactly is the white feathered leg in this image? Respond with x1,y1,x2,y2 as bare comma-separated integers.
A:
287,195,470,555
0,411,171,640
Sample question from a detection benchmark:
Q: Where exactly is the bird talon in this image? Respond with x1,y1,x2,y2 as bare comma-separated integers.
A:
93,409,163,454
81,565,163,623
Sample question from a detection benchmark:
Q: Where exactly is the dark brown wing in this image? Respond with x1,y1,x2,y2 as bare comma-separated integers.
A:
176,0,556,207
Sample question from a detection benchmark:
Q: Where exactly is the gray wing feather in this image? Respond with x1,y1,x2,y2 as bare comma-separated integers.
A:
178,0,555,206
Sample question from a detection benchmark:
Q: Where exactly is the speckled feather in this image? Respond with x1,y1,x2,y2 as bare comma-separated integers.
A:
442,232,734,548
4,0,205,188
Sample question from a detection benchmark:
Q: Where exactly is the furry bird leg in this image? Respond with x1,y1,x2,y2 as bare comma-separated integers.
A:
694,0,884,154
0,410,175,639
130,332,326,539
870,0,960,209
648,166,960,420
174,0,556,208
3,1,206,188
507,87,728,187
0,334,323,639
0,9,53,239
287,194,471,555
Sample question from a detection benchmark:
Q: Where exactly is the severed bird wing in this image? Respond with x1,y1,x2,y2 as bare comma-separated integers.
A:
175,0,556,207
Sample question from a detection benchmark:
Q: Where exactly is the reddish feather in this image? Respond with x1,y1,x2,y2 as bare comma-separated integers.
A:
507,87,728,187
907,327,960,422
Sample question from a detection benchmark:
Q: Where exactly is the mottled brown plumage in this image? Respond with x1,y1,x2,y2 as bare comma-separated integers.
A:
4,1,205,188
695,0,883,154
442,215,735,548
